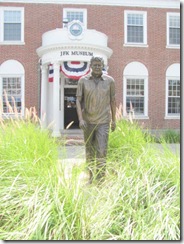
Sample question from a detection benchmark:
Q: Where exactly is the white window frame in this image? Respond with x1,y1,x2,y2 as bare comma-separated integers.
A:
166,12,180,49
123,75,148,119
0,7,24,45
63,8,87,28
124,10,148,47
0,60,25,118
165,76,180,119
0,75,25,117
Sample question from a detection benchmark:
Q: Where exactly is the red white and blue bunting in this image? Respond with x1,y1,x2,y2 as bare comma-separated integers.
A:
60,61,90,80
48,61,90,82
48,64,54,82
47,62,109,82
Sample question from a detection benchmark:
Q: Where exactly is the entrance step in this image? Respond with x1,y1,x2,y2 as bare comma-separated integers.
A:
61,129,84,145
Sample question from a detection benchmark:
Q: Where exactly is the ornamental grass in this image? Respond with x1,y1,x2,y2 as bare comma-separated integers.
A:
0,100,180,240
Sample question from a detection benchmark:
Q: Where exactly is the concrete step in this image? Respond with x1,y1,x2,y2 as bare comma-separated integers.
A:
60,129,84,145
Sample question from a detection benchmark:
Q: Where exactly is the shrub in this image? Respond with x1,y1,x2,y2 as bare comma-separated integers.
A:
161,130,180,144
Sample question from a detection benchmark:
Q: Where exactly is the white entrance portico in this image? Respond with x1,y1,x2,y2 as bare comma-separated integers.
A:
36,22,113,137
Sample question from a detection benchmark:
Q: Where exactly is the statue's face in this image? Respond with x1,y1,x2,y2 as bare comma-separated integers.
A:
91,60,104,77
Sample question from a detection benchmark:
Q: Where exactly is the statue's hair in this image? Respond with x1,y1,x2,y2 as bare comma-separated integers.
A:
90,56,104,66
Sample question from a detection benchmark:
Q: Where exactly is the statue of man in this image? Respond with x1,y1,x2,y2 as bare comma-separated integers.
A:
76,56,116,184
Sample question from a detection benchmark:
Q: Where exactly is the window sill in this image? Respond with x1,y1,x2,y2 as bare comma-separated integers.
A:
164,116,180,119
166,45,180,49
1,113,23,119
0,41,25,45
124,43,148,48
124,115,149,119
134,116,149,119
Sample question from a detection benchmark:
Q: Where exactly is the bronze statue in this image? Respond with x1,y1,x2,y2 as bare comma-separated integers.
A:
76,56,116,184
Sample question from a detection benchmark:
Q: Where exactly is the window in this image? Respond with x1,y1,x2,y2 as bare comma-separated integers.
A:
126,79,145,115
167,79,180,115
0,7,24,44
124,11,147,46
123,62,148,118
167,13,180,48
63,8,87,27
165,63,180,118
0,60,25,116
2,77,22,113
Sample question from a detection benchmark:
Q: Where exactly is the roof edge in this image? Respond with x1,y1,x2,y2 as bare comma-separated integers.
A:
1,0,180,9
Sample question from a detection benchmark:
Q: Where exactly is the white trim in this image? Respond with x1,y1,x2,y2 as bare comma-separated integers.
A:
40,64,48,127
124,44,149,48
1,0,180,9
166,12,180,48
166,45,180,49
37,43,113,63
0,41,25,45
0,6,24,44
165,76,180,118
124,10,147,46
123,75,148,118
60,75,64,130
134,116,149,120
51,62,61,137
0,74,25,117
124,61,148,76
164,116,180,119
123,62,149,118
0,59,25,117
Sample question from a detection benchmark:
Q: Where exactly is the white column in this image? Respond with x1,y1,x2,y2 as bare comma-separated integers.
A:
60,75,64,130
40,64,47,128
52,62,61,137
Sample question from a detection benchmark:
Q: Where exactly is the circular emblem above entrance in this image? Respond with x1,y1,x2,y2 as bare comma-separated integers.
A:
68,20,84,40
70,23,83,36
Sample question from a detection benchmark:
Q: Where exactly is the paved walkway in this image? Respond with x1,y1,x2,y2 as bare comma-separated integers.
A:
60,129,180,157
58,143,180,160
150,143,180,155
59,145,85,159
58,145,87,183
58,143,180,182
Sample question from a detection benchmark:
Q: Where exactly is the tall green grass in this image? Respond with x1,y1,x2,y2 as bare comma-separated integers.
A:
161,129,180,143
0,106,180,240
107,119,152,161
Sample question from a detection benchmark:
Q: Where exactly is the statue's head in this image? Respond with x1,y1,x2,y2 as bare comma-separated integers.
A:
90,57,104,77
90,56,104,67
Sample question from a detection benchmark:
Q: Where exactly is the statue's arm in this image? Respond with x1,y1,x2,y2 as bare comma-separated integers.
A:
76,96,87,130
110,80,116,131
110,98,116,131
76,96,83,122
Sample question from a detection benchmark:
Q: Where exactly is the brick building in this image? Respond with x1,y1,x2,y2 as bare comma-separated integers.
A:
0,0,180,136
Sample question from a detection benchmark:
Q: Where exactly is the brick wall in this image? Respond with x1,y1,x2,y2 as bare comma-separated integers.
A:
0,3,180,129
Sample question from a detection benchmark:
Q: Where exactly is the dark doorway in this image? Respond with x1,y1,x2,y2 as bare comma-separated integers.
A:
64,88,79,129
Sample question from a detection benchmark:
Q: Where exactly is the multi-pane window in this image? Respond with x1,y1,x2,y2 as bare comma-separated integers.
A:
2,77,22,113
66,11,84,23
167,79,180,115
0,7,24,43
126,79,145,115
125,11,147,45
4,10,21,41
127,14,143,43
63,8,87,27
167,13,180,47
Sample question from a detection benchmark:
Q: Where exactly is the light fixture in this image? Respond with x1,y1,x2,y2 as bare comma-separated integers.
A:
63,18,69,28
